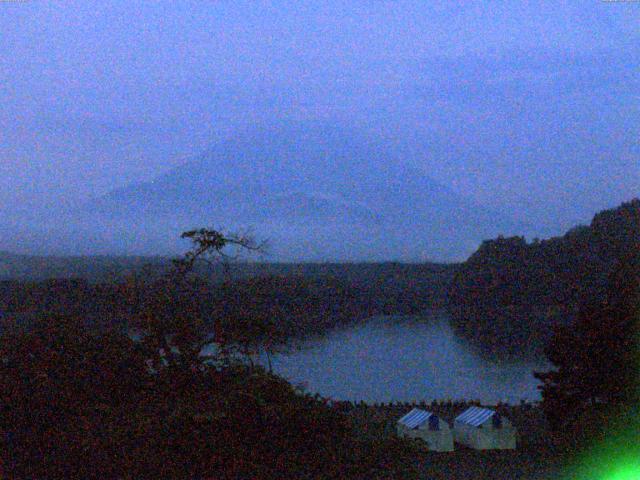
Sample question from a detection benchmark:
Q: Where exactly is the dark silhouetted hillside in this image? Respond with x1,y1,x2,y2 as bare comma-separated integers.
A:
448,199,640,357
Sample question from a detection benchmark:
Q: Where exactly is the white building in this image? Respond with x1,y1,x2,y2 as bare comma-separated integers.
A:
453,406,516,450
396,408,454,452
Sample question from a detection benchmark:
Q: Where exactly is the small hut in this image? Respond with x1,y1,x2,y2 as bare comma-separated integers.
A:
396,408,454,452
453,406,516,450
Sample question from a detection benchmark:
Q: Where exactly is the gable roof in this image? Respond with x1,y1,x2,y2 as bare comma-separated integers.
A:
455,406,495,427
397,408,433,429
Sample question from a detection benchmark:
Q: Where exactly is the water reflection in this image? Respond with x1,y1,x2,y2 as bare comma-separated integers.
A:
265,311,549,404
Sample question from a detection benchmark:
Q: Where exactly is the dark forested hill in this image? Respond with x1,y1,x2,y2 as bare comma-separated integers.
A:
447,199,640,357
0,261,458,340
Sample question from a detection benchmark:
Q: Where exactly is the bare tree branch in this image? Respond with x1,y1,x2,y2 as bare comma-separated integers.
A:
172,228,268,281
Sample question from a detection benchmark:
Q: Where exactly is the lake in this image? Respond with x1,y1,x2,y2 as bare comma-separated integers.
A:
265,311,549,405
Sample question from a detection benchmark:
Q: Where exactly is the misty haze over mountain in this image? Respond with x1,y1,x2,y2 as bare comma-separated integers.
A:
2,125,540,261
1,2,638,261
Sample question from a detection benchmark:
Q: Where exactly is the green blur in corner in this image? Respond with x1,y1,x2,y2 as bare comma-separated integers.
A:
607,465,640,480
563,407,640,480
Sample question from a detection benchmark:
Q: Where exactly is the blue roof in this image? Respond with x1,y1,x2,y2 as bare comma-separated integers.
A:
455,407,495,427
397,408,433,429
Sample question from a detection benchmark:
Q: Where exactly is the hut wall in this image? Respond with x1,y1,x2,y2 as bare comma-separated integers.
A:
397,423,454,452
453,421,516,450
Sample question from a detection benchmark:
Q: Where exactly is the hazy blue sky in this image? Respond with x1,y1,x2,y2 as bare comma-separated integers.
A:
1,1,639,233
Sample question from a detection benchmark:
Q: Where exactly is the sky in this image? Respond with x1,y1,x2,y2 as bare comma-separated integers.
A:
1,1,639,239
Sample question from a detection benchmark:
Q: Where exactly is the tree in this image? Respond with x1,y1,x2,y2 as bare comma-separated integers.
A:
534,249,640,434
128,228,264,373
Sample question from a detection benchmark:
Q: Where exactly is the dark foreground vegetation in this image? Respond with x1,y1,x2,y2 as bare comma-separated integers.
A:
0,314,423,478
448,199,640,357
0,231,425,479
534,245,640,450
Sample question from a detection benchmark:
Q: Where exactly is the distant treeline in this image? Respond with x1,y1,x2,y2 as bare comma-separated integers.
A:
0,262,457,344
0,252,455,284
447,199,640,356
0,253,169,282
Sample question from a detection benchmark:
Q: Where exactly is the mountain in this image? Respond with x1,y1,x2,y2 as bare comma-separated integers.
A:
14,125,529,261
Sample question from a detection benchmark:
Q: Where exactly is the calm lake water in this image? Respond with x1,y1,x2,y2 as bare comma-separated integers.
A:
265,311,549,405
